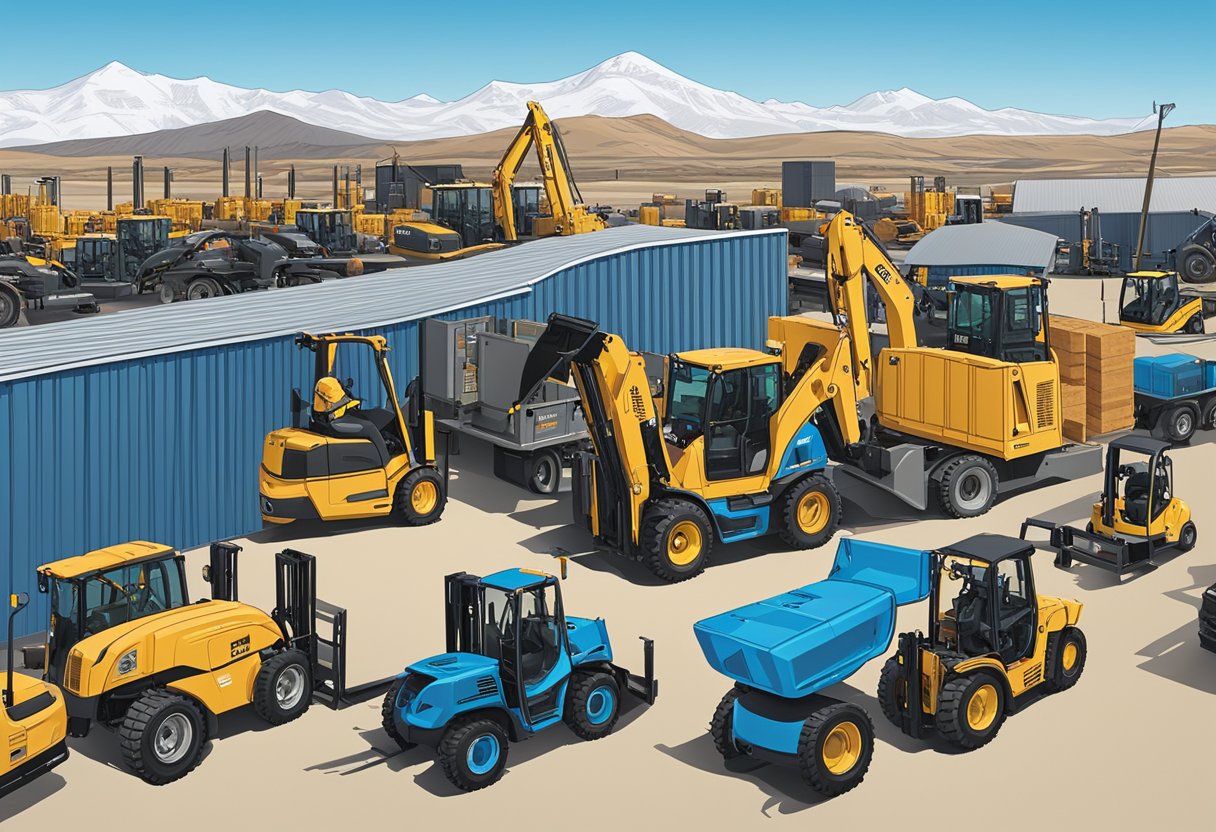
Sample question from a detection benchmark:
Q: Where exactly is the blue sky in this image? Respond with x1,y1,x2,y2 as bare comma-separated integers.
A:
6,1,1213,123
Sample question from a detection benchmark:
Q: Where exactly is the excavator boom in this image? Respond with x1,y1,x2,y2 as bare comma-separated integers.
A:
491,101,607,241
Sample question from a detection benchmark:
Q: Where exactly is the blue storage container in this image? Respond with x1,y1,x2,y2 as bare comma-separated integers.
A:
1135,353,1209,399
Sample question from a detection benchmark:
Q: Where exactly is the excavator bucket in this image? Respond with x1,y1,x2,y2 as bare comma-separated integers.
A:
514,313,602,407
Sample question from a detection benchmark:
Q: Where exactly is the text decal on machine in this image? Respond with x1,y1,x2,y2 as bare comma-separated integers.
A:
230,634,251,659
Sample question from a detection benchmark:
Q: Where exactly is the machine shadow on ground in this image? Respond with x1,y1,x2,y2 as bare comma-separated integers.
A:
655,681,975,817
1136,562,1216,696
304,692,653,796
0,773,65,822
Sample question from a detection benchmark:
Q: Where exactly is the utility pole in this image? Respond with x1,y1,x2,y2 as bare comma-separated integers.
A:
1133,101,1175,271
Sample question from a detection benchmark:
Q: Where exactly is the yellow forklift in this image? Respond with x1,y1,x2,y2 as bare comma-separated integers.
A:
1,593,69,799
260,333,447,526
1118,270,1207,334
35,541,334,784
878,535,1086,749
1022,436,1195,575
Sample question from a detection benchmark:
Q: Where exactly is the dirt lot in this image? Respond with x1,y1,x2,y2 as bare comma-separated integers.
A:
3,282,1215,829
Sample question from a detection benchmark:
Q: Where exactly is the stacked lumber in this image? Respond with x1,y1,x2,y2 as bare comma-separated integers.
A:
1050,317,1091,442
1050,316,1135,440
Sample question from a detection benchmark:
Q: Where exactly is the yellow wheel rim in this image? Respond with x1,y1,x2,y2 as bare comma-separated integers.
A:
821,720,862,775
966,684,999,732
666,520,703,567
411,480,438,514
797,491,830,534
1062,642,1078,671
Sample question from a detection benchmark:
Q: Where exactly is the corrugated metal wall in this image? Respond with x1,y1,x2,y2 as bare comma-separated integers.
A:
999,211,1210,272
924,263,1043,288
1,232,785,635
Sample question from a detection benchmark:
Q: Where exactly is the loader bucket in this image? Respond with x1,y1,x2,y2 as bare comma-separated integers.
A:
514,313,602,408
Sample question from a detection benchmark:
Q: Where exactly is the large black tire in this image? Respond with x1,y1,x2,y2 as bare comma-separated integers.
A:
437,717,509,791
158,283,177,304
0,285,21,329
380,676,417,751
252,649,312,725
1178,521,1198,552
937,455,999,518
710,687,744,760
1186,313,1205,335
1180,246,1216,284
639,498,714,582
876,656,906,728
526,448,563,495
1201,398,1216,431
1045,626,1087,692
119,690,207,785
936,671,1007,750
777,474,842,549
394,466,446,526
186,276,223,301
563,670,621,740
1163,405,1198,444
796,701,875,797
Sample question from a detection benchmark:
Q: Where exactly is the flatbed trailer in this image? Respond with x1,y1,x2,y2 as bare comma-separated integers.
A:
422,316,592,494
1133,353,1216,443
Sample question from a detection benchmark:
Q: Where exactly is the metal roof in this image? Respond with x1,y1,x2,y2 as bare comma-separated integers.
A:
1012,177,1216,214
0,224,785,383
903,222,1058,270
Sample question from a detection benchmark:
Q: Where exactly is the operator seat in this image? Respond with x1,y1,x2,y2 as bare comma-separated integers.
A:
312,376,391,466
954,586,992,656
1121,469,1168,526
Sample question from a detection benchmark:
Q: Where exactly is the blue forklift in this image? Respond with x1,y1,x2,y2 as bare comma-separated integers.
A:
381,568,658,791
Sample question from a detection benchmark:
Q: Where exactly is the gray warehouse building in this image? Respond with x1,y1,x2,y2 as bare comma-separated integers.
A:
1005,177,1216,273
904,223,1059,287
0,225,788,636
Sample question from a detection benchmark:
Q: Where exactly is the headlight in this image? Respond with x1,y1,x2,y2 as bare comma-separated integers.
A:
117,649,138,675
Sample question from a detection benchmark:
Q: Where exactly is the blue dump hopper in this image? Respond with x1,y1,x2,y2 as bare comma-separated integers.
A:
1134,353,1214,399
694,537,932,700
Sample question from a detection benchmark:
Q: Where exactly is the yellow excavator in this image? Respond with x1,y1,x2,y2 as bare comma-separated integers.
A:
817,211,1100,516
490,100,607,241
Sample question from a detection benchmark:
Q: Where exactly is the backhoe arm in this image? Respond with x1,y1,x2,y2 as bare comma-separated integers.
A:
822,211,920,399
768,316,863,461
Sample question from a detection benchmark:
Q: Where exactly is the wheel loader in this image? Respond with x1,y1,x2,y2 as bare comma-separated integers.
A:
381,566,657,791
259,332,447,527
517,310,865,581
35,542,329,784
696,534,1084,798
0,593,69,799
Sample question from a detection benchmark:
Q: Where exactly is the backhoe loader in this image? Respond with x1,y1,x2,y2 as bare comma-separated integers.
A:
36,542,328,784
260,333,447,527
517,312,862,581
818,211,1101,517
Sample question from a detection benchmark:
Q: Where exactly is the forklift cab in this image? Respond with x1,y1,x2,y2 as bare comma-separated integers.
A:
295,210,357,256
1095,437,1182,539
934,536,1039,666
445,569,572,727
947,276,1051,364
664,350,783,480
431,184,497,248
115,217,171,283
1119,271,1204,334
36,543,189,688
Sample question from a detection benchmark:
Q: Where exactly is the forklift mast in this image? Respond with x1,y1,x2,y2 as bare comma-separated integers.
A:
273,549,318,661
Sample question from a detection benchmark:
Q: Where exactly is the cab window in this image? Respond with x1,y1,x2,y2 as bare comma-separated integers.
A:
517,585,561,686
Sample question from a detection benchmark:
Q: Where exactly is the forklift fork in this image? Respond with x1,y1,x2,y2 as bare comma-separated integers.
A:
612,636,659,705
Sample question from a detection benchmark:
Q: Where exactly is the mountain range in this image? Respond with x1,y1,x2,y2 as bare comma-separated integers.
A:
1,52,1156,149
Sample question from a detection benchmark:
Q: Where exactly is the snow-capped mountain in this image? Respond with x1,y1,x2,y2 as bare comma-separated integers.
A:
0,52,1154,148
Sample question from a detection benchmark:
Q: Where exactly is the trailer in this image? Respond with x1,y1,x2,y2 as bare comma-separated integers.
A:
1133,353,1216,443
422,316,592,494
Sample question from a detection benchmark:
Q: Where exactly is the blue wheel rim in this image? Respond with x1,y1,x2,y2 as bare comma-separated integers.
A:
586,685,615,725
466,734,500,775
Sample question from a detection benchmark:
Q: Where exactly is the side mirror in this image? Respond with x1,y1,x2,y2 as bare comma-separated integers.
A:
201,564,212,583
37,573,48,593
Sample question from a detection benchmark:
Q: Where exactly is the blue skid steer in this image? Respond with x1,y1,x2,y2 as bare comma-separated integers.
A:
382,568,658,791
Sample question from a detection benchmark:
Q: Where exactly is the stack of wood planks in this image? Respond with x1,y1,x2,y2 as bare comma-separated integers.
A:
1050,316,1136,442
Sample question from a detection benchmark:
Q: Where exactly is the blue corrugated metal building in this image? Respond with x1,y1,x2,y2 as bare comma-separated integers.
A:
999,210,1212,273
0,225,786,635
